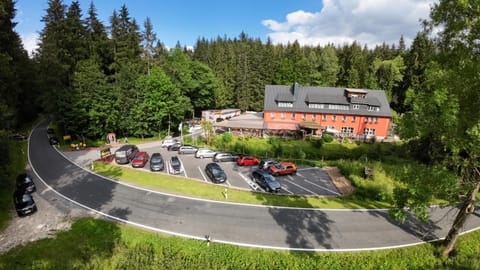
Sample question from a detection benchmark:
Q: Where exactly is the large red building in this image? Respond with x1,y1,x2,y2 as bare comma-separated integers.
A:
263,83,392,139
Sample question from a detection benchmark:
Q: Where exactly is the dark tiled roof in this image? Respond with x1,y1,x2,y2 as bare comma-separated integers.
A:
264,84,392,117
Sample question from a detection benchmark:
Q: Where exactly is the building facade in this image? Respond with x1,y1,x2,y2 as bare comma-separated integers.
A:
263,83,392,139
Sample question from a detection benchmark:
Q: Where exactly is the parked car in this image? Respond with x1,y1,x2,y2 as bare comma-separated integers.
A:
259,159,280,170
268,162,297,176
131,151,149,168
236,155,260,166
204,163,227,183
114,144,139,164
178,145,198,154
167,142,182,151
10,133,27,141
195,149,217,159
47,128,55,134
49,136,59,145
161,138,179,148
212,152,238,162
251,169,281,193
149,153,164,171
16,173,36,193
170,156,183,174
13,189,37,216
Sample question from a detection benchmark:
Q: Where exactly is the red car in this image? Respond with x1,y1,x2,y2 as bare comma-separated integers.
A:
268,162,297,176
236,156,260,166
131,151,149,168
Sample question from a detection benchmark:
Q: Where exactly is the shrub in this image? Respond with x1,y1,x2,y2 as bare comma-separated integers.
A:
322,134,334,143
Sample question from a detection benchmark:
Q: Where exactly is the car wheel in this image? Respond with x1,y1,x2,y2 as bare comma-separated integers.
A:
200,155,204,159
266,186,271,192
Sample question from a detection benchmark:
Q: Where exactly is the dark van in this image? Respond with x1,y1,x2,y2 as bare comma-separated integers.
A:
115,144,139,164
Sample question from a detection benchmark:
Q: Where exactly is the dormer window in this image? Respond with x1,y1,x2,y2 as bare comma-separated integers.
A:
367,106,379,112
278,102,293,108
353,104,360,110
308,103,325,109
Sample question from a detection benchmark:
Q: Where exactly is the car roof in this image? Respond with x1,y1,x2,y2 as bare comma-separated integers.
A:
136,151,147,156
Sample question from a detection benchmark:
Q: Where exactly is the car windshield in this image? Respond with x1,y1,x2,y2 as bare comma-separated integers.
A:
212,167,223,176
171,159,180,166
134,156,144,160
273,164,282,169
151,157,162,163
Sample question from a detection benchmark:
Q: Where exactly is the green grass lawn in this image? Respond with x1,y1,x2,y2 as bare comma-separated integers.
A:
0,217,479,269
93,162,390,209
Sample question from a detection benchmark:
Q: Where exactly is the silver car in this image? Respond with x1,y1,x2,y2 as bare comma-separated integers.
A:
178,145,198,154
195,149,217,159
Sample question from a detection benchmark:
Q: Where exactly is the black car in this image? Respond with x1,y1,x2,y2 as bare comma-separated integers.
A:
16,173,36,193
205,163,227,183
251,169,281,193
170,156,182,174
49,136,59,145
167,142,182,151
10,133,27,141
13,189,37,216
150,153,164,172
212,152,238,162
47,128,55,134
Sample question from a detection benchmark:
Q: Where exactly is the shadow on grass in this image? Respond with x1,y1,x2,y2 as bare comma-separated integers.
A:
0,218,121,269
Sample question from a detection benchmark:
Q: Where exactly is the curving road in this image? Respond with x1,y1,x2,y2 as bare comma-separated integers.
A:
28,120,480,251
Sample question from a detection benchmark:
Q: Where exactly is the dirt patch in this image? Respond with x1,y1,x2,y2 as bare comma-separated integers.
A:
324,166,355,196
0,191,92,254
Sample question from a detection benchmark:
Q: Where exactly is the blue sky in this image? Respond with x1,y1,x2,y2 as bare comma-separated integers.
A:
15,0,435,54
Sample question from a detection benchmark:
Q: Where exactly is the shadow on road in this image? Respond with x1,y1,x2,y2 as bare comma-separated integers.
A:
255,193,334,250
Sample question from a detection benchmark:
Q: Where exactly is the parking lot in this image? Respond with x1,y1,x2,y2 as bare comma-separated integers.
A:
132,145,341,196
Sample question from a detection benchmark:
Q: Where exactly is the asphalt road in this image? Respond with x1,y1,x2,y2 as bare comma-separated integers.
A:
28,120,480,251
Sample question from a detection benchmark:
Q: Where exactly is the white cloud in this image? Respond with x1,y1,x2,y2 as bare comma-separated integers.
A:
262,0,436,48
21,33,39,56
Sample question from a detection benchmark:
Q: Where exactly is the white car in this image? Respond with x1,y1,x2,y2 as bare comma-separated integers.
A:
161,138,179,148
195,149,217,159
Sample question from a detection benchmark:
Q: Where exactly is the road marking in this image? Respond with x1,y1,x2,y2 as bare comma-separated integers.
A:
296,172,305,178
225,180,232,187
180,158,188,178
285,176,318,196
281,186,294,194
238,172,259,190
303,179,341,196
198,166,208,182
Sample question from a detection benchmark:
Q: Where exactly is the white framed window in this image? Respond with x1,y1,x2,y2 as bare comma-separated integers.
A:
363,128,376,136
353,104,360,110
322,114,327,121
328,104,350,110
364,117,368,123
278,102,293,108
342,115,347,122
341,127,354,134
352,116,356,122
312,114,317,121
374,117,378,123
281,112,285,119
332,115,337,121
302,113,306,120
270,112,275,118
367,106,379,112
308,103,325,109
291,112,296,119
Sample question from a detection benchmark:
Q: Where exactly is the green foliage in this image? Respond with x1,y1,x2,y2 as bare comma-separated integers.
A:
1,217,480,269
322,134,334,143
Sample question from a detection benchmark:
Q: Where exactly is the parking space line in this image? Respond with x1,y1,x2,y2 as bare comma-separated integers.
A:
179,159,188,178
297,167,320,171
296,172,305,178
285,177,318,196
303,179,341,196
225,180,232,187
281,186,294,194
198,166,208,182
238,172,259,190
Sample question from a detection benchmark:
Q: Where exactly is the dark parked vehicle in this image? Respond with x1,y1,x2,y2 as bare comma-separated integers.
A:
150,153,164,171
251,169,281,193
167,142,182,151
170,156,182,174
11,133,27,141
237,155,260,166
13,189,37,216
212,152,238,162
114,144,139,164
131,151,149,168
259,159,279,170
47,128,54,134
49,137,59,145
204,163,227,184
178,145,198,154
16,173,36,193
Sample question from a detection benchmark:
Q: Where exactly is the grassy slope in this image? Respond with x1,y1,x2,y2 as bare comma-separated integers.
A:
0,218,479,269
